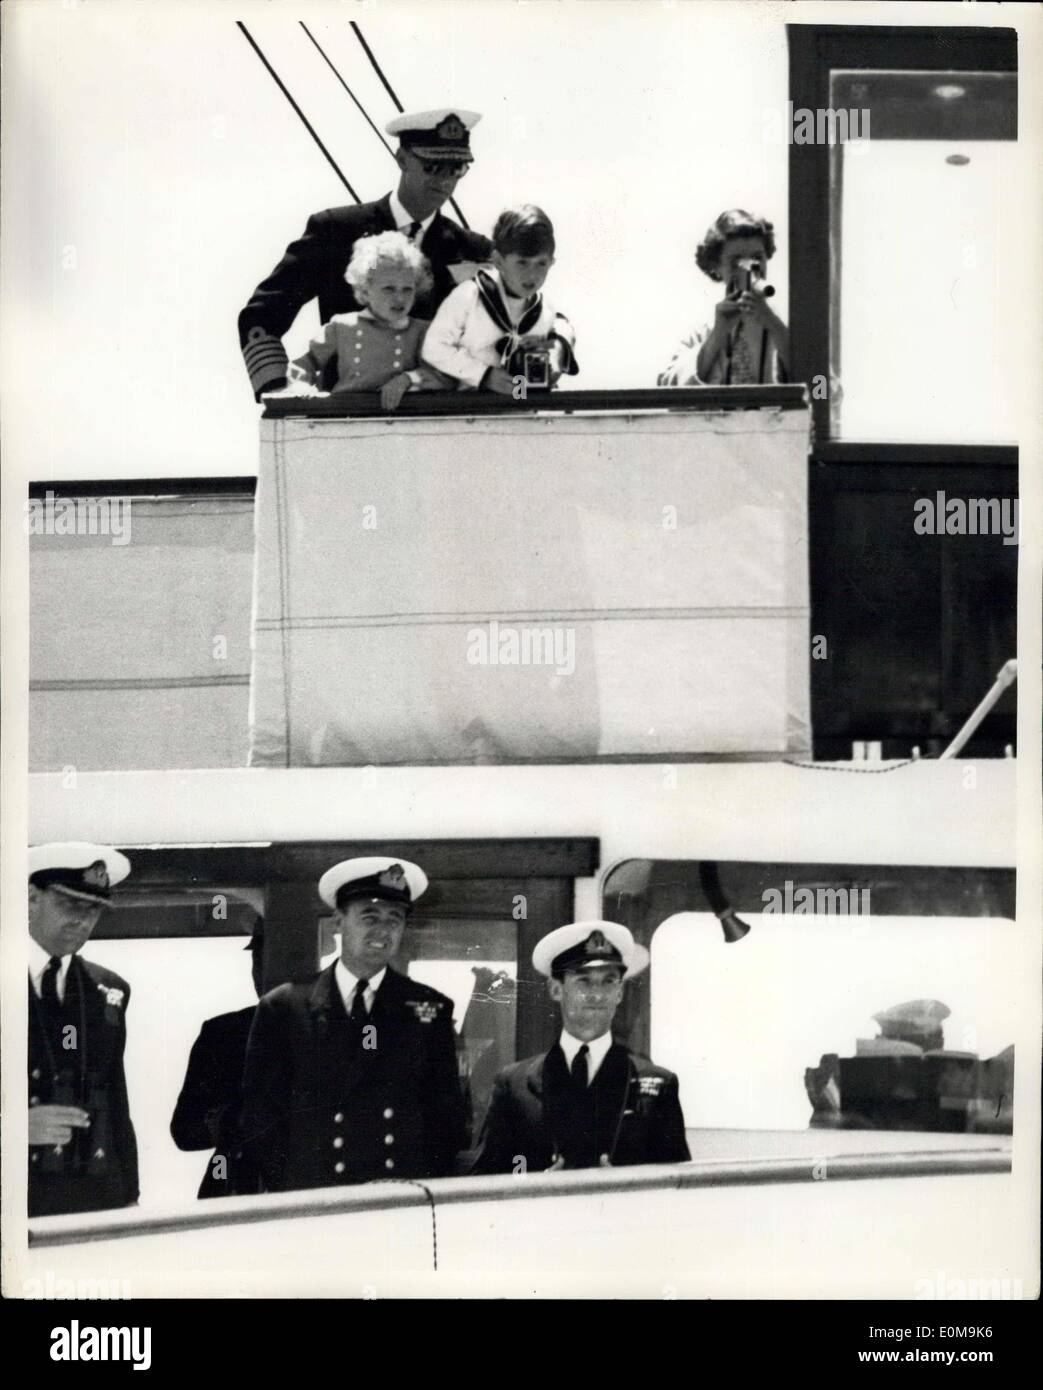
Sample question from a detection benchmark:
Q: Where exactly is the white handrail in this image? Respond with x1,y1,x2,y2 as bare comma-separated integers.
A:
940,660,1017,759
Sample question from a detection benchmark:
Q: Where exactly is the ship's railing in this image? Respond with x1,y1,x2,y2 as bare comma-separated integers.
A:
22,1135,1015,1297
261,384,809,420
28,1141,1011,1250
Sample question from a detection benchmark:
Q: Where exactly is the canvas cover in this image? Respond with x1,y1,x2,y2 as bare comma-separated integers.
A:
249,407,811,766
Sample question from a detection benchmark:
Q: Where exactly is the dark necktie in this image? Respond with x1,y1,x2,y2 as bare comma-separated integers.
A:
571,1043,589,1088
350,978,369,1023
405,220,422,242
41,956,62,1012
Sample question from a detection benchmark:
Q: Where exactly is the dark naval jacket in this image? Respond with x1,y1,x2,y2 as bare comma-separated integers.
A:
29,955,139,1218
170,1005,263,1199
237,194,492,397
241,964,467,1192
470,1040,691,1175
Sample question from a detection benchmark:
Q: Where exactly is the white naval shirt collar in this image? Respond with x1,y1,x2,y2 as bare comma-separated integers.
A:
558,1028,613,1084
28,937,73,1003
388,192,437,242
334,960,387,1015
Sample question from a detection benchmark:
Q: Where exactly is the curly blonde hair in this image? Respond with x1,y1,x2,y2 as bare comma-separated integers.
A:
344,230,433,297
695,209,777,282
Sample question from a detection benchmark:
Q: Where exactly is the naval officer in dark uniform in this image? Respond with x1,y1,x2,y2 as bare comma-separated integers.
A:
238,107,492,398
27,843,139,1217
170,917,265,1199
241,857,467,1192
471,922,690,1174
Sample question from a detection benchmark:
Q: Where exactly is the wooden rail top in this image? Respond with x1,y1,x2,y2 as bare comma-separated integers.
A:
261,384,809,420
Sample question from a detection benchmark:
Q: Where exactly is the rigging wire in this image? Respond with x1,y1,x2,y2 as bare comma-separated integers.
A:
237,21,361,203
299,22,395,160
348,19,471,229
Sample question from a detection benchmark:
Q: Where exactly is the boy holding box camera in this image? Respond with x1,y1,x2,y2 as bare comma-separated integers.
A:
422,205,578,395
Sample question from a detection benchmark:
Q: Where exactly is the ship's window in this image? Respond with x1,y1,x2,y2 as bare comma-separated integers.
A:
650,911,1014,1133
602,859,1015,1138
828,70,1017,444
76,934,258,1207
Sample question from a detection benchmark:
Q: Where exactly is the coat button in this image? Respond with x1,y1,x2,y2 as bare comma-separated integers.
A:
332,1137,343,1149
384,1134,394,1145
31,1153,39,1164
94,1148,105,1160
334,1113,343,1124
30,1096,39,1106
334,1162,345,1174
383,1108,393,1120
31,1068,41,1080
385,1158,395,1171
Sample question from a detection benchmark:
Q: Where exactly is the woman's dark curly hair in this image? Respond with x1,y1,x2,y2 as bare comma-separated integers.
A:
695,209,777,282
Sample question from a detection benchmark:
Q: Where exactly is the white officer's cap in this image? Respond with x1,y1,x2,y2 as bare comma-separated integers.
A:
532,920,646,980
386,109,481,162
28,842,131,903
318,856,428,911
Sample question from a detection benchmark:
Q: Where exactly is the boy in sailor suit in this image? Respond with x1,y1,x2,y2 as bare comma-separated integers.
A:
421,205,578,394
286,232,450,409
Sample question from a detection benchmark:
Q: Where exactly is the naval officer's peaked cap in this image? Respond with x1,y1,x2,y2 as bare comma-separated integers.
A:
28,842,131,903
873,999,951,1038
533,920,646,980
319,856,428,911
386,108,481,162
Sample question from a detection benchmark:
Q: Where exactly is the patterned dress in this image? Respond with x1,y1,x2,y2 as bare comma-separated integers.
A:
289,311,446,393
658,315,786,386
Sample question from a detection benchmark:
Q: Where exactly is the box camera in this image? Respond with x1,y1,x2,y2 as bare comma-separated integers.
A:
507,344,551,390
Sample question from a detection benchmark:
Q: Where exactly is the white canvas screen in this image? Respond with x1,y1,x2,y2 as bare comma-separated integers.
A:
249,407,811,765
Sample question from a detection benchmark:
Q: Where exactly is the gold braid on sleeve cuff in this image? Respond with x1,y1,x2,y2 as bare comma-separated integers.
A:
243,327,290,396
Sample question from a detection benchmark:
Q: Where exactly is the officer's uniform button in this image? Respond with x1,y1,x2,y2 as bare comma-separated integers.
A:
334,1162,345,1174
383,1108,394,1120
354,357,361,363
334,1113,343,1124
30,1096,39,1106
31,1152,39,1164
94,1148,105,1160
31,1068,41,1080
333,1136,344,1149
384,1134,394,1145
385,1158,395,1171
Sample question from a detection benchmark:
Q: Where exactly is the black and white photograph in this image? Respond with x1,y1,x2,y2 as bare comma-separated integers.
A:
2,0,1040,1347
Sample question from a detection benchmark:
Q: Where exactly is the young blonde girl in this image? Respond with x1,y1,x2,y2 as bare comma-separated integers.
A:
288,231,448,408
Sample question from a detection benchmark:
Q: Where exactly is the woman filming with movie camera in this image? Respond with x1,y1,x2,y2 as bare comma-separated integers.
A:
658,208,789,386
